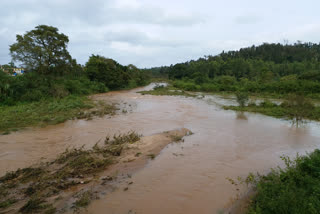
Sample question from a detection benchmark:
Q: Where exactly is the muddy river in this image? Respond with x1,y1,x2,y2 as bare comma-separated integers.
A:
1,83,320,214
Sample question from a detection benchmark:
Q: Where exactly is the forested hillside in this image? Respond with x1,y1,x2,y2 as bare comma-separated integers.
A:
149,42,320,96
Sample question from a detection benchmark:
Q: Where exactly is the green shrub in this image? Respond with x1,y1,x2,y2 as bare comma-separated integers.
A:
259,100,277,108
235,91,249,107
247,150,320,214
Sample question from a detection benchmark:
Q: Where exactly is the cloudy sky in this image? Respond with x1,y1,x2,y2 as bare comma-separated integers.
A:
1,0,320,68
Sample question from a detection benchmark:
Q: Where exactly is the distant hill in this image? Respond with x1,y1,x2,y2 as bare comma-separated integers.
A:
148,42,320,82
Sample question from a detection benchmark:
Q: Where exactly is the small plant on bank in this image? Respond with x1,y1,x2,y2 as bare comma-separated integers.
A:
235,91,249,108
281,93,315,126
73,191,93,208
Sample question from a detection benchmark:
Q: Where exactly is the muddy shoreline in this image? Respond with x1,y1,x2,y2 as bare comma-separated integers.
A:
0,128,191,213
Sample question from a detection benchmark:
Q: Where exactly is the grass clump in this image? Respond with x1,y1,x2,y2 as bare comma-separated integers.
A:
104,131,142,156
245,149,320,214
0,198,17,209
19,197,53,214
147,154,156,159
55,147,113,177
105,131,141,145
74,191,93,208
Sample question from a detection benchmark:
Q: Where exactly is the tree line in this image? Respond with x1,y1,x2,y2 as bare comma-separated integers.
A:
0,25,150,105
149,42,320,96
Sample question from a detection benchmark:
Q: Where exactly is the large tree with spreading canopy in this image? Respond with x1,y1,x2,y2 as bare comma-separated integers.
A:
10,25,72,73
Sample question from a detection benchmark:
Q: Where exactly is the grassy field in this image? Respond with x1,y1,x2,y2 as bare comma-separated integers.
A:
0,96,116,134
245,149,320,214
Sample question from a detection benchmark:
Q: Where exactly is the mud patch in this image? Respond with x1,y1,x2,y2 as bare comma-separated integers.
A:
0,128,191,214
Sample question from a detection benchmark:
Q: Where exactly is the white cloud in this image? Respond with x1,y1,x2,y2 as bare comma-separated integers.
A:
0,0,319,67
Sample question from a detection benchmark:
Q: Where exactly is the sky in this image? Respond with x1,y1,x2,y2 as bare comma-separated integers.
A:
0,0,320,68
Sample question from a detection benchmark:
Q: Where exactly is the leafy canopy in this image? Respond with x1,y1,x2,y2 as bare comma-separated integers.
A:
10,25,72,73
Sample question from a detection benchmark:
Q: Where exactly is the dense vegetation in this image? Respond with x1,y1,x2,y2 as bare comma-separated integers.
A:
0,25,150,132
246,150,320,214
149,42,320,98
1,25,150,105
85,55,149,90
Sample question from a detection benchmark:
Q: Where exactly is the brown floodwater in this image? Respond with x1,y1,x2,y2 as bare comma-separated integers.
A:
1,83,320,213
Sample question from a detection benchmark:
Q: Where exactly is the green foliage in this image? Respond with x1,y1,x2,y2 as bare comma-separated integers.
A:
10,25,72,74
281,94,315,124
138,84,195,97
19,197,52,213
148,42,320,98
2,25,146,110
0,96,117,133
235,91,249,107
0,198,17,209
0,72,108,105
74,191,93,208
224,96,320,122
85,55,150,90
247,150,320,214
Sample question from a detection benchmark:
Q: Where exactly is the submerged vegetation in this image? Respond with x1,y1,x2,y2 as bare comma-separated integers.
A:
0,131,141,213
224,94,320,122
138,84,195,97
244,150,320,214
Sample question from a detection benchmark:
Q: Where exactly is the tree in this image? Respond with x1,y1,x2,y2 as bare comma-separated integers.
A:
85,55,128,89
281,94,315,126
235,91,249,108
10,25,72,74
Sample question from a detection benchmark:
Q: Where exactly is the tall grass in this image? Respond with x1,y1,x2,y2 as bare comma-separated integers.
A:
0,96,93,133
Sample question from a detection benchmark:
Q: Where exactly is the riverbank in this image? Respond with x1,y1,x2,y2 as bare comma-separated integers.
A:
224,101,320,122
232,149,320,214
0,128,191,213
0,96,118,135
139,83,320,122
1,83,320,214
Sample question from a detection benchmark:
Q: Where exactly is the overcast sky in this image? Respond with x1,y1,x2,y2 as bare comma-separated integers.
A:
1,0,320,68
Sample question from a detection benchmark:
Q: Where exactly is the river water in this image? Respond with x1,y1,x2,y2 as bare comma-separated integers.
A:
1,83,320,214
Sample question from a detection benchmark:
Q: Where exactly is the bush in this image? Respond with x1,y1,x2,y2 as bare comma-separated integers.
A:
0,72,110,105
85,55,150,90
200,83,219,92
247,150,320,214
235,91,249,107
259,100,277,108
